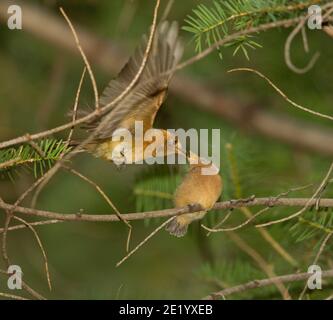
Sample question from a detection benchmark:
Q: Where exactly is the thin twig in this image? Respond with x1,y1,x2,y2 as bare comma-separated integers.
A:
298,230,333,300
0,200,47,300
26,135,46,158
202,207,270,232
60,8,99,110
116,217,175,267
1,211,12,267
202,269,333,300
0,292,28,300
326,292,333,300
64,166,124,222
0,219,61,234
64,166,132,252
67,67,87,145
0,158,21,170
15,175,49,210
206,210,233,236
21,282,46,300
324,25,333,38
228,68,333,121
301,26,309,53
284,18,320,74
13,216,52,291
257,162,333,227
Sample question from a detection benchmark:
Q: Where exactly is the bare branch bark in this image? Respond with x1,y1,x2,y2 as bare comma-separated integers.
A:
202,269,333,299
0,197,332,224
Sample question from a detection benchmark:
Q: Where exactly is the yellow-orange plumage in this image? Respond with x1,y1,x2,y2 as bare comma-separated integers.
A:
166,161,223,237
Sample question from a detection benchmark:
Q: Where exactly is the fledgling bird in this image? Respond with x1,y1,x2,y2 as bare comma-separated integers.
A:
166,154,222,237
75,21,184,166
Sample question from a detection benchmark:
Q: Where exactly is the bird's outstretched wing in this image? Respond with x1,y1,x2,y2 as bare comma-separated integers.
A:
82,21,183,141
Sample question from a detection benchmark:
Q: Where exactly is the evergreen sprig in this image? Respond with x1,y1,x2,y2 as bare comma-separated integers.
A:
290,208,333,242
183,0,325,59
0,139,71,179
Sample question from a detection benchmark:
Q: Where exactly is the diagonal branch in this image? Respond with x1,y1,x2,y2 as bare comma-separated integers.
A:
59,9,99,110
257,161,333,227
202,269,333,300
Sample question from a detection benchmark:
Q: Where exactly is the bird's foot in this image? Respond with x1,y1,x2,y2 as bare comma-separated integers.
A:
187,203,203,213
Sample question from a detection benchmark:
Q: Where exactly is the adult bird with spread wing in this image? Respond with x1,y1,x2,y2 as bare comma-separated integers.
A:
74,21,184,166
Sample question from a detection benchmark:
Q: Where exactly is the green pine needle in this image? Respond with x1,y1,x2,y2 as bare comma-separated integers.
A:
183,0,326,60
290,209,333,242
0,139,71,179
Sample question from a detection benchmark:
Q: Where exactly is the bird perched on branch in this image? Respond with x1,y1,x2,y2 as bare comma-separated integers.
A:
74,21,184,166
166,153,222,237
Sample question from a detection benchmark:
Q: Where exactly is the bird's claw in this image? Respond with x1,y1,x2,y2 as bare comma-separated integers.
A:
187,203,203,212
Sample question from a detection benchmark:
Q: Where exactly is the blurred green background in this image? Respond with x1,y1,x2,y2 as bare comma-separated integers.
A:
0,0,332,299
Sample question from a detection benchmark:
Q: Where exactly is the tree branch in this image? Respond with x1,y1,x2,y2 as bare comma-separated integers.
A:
202,269,333,299
0,197,332,224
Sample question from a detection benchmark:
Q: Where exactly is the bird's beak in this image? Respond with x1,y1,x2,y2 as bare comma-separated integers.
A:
187,150,201,164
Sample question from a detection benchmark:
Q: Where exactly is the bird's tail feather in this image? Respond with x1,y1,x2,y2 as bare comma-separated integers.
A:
166,211,207,237
165,217,189,237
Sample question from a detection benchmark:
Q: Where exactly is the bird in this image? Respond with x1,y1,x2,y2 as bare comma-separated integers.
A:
166,152,222,237
74,21,184,166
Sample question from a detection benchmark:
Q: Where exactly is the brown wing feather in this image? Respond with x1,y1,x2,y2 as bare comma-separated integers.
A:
119,89,167,133
81,21,183,141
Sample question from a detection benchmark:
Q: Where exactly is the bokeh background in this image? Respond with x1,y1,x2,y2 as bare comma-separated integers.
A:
0,0,332,299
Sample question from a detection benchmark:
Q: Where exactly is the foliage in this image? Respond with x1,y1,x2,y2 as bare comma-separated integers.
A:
0,139,70,179
290,208,333,242
183,0,327,59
